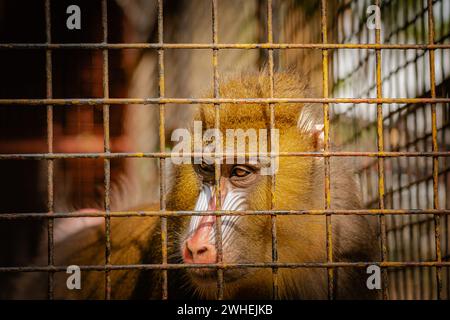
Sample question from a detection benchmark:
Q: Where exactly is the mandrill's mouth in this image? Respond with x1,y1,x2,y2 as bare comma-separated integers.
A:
188,267,249,285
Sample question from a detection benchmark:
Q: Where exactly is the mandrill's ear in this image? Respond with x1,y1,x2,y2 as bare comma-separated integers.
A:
297,104,324,151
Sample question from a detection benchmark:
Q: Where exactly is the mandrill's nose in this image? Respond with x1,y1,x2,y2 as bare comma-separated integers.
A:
183,239,217,264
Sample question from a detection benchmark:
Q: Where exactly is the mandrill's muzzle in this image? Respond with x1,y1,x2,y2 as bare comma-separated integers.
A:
181,184,246,264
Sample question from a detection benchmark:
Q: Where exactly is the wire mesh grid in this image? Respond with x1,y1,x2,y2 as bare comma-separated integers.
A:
331,0,450,299
0,0,449,300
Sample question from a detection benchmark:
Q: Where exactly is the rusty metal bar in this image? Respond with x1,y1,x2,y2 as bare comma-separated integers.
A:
1,151,450,160
427,0,443,300
211,0,224,300
375,0,388,300
157,0,168,300
423,95,434,299
101,0,112,300
1,97,449,106
321,0,334,300
411,10,425,296
391,1,407,297
267,0,279,300
44,0,54,300
1,209,450,220
2,261,450,273
1,43,450,50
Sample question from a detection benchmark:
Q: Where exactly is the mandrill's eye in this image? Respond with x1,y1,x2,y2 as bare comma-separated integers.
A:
230,166,252,178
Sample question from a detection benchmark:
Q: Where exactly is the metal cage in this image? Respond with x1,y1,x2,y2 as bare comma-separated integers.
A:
0,0,449,300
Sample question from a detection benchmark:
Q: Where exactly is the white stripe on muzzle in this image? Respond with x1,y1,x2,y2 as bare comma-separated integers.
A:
189,185,246,246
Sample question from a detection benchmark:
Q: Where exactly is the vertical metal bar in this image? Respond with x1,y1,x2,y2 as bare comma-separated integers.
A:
411,93,422,296
408,0,420,300
423,105,433,299
419,0,428,298
427,0,443,300
211,0,224,300
267,0,279,300
383,9,393,297
157,0,168,300
392,1,407,298
44,0,54,300
320,0,333,300
397,1,408,298
375,0,389,300
101,0,111,300
402,0,414,299
383,6,398,297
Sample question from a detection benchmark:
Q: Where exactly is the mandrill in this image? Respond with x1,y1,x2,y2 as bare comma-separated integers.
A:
16,72,379,300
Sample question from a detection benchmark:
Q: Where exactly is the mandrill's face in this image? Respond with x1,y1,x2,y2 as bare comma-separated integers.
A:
167,72,325,298
174,115,321,298
179,159,274,290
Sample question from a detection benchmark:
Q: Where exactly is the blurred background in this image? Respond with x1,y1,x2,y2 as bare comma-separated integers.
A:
0,0,449,299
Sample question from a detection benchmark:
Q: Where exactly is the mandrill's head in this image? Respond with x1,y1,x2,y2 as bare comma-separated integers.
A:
167,72,326,298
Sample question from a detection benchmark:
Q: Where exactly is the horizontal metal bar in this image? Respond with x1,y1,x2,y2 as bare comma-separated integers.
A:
1,209,450,220
1,43,450,50
1,261,450,273
1,98,449,106
0,151,449,160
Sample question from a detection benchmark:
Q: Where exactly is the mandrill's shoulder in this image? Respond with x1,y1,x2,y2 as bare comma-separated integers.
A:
13,205,160,299
55,204,161,263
